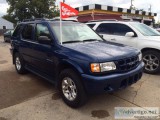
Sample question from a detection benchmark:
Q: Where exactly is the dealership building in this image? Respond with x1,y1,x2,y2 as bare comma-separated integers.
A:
75,4,157,25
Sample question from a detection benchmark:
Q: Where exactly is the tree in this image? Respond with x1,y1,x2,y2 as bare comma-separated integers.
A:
3,0,59,24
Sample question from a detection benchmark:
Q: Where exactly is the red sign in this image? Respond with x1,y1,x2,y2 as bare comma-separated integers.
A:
60,2,79,19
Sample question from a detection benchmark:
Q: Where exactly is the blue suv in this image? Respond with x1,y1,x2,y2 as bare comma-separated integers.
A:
10,19,144,108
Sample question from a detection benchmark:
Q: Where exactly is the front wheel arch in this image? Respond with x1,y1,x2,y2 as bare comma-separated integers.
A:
56,61,87,94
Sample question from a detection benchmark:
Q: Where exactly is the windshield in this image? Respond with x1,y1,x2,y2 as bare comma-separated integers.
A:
130,23,160,36
50,22,103,44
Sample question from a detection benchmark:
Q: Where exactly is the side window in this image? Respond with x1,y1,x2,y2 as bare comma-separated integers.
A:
36,24,51,40
96,23,135,36
114,24,134,36
96,23,114,34
22,24,33,40
12,24,23,37
87,24,96,28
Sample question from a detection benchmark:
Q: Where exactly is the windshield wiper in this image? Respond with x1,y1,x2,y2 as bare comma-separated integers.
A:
62,40,82,44
83,39,102,42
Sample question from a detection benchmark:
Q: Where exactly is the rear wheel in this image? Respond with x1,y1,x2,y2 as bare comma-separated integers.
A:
142,50,160,74
4,37,7,42
14,53,27,74
59,69,87,108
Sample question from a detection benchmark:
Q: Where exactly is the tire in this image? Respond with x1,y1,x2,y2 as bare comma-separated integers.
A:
14,53,27,74
142,50,160,74
59,69,87,108
4,37,7,42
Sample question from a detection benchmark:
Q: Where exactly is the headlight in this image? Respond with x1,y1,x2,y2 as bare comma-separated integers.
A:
91,62,116,72
138,53,142,61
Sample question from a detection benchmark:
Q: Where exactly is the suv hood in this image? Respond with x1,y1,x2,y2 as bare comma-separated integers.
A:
63,41,139,62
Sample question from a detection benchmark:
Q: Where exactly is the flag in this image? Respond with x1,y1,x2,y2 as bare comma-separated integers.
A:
60,2,79,19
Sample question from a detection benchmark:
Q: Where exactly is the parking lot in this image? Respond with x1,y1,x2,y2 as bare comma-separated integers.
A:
0,36,159,120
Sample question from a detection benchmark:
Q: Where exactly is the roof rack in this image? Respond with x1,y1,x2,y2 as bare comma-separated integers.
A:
88,19,118,22
22,18,47,22
22,17,78,22
50,17,78,22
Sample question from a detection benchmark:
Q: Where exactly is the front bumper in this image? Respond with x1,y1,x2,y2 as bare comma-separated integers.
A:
81,62,144,94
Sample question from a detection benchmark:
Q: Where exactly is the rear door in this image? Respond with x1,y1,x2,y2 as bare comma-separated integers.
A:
96,23,138,48
19,23,36,65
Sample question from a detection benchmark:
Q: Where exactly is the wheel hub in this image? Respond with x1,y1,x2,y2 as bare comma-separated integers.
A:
148,60,153,65
16,57,21,70
62,77,77,101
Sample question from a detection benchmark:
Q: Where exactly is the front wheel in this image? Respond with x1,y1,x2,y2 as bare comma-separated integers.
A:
59,69,87,108
142,50,160,74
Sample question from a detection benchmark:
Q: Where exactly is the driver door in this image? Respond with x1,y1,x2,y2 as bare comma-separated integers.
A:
31,23,56,79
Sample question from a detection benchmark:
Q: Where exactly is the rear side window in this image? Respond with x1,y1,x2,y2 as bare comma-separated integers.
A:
22,24,34,40
87,24,96,28
96,23,134,36
12,24,23,37
96,23,113,34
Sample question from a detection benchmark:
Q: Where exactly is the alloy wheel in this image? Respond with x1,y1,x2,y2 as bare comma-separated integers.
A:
143,54,159,72
15,57,21,71
62,77,77,101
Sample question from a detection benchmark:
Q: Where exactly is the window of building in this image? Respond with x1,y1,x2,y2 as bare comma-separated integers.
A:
3,26,6,29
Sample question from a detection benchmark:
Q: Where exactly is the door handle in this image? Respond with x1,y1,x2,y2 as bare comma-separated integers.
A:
111,38,116,41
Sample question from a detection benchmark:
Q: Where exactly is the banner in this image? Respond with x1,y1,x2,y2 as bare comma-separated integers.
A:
60,2,78,19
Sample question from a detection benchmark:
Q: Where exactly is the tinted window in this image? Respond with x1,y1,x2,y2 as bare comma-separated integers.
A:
12,24,23,37
96,23,114,34
22,24,33,40
36,24,51,40
87,24,96,28
115,24,134,36
96,23,134,36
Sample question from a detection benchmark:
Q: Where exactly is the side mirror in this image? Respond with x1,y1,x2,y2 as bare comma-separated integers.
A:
125,32,135,37
38,36,51,44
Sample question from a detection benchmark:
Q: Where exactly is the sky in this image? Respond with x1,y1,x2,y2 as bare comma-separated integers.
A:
0,0,160,22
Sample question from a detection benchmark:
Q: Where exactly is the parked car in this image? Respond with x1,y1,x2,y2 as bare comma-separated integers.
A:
87,20,160,74
10,19,144,108
3,30,13,42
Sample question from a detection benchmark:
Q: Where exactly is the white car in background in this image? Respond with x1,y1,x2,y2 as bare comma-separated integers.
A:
87,20,160,74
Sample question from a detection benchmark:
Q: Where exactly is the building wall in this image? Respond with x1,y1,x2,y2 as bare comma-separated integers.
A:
78,14,122,22
76,4,157,25
0,17,14,30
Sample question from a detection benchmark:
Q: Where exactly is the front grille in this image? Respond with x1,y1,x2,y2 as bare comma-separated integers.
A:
120,72,142,89
116,55,139,72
